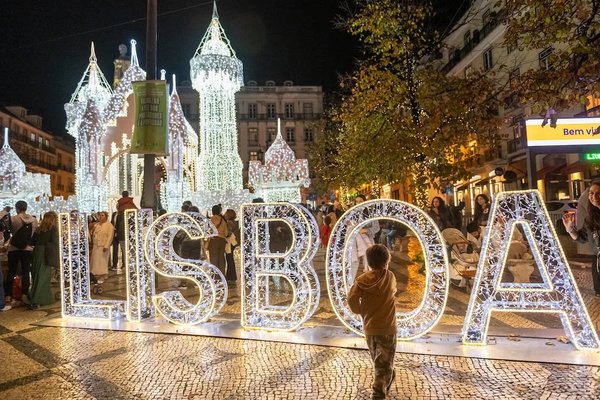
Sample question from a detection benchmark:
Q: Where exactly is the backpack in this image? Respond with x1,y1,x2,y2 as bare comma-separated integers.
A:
11,222,33,249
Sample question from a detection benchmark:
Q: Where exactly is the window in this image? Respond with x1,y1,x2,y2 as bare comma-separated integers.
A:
303,102,313,117
57,154,62,164
266,80,275,87
463,31,471,48
539,47,553,70
45,139,50,147
482,10,491,25
181,103,191,118
286,127,295,142
248,103,257,119
268,128,276,143
304,128,314,142
249,151,258,161
248,128,258,144
511,115,525,139
284,103,294,119
266,103,276,119
30,132,35,141
483,48,493,71
283,80,293,86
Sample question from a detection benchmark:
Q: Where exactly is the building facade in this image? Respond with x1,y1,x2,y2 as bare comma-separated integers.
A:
0,106,75,199
437,0,592,217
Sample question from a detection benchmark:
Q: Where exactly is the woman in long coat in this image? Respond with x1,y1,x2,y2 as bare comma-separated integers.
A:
27,211,59,308
90,211,114,283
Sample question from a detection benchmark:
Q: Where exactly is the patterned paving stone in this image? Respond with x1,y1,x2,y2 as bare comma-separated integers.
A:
0,243,599,398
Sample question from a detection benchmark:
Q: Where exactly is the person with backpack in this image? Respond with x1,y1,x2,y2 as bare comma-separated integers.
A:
4,200,38,306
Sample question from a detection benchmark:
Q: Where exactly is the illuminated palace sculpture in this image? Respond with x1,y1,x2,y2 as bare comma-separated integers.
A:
65,42,198,212
248,119,310,203
0,127,75,214
189,2,250,210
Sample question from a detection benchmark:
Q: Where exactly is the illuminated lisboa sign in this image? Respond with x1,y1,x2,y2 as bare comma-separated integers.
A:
58,191,599,351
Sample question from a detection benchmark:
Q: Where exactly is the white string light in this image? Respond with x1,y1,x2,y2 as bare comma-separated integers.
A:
0,128,73,215
161,74,198,212
145,212,227,325
58,212,125,320
124,209,156,321
189,3,250,210
326,199,449,339
248,118,310,203
462,190,600,350
241,203,320,331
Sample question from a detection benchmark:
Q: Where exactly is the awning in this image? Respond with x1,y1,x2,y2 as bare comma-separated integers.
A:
535,163,566,180
562,160,589,175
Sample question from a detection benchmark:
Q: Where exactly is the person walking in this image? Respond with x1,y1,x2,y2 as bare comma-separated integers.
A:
26,212,59,309
224,208,240,283
347,244,397,399
350,195,380,285
208,204,228,275
0,209,11,311
90,212,114,284
563,180,600,297
112,191,138,270
4,200,37,305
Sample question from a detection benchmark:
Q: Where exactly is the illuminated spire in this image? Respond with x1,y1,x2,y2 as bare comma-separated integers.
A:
65,42,113,138
212,0,219,19
130,39,139,67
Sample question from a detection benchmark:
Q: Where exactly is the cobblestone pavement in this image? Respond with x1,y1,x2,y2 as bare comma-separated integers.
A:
1,243,599,399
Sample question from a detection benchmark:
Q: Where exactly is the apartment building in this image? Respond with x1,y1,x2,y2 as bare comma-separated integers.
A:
177,80,324,201
0,106,75,199
438,0,593,215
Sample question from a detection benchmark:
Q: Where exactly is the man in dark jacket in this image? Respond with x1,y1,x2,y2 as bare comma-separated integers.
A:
112,191,138,270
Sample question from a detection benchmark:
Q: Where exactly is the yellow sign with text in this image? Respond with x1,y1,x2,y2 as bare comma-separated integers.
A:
526,118,600,147
130,80,169,155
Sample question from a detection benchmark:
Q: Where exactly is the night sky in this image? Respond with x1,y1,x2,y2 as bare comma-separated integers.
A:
0,0,463,137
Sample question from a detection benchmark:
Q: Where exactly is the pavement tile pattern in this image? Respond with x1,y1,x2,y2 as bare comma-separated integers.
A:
0,241,599,399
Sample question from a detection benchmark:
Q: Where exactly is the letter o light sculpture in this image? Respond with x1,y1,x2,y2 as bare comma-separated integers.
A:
326,199,449,339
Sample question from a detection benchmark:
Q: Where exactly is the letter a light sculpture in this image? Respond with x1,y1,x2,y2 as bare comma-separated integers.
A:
462,191,599,350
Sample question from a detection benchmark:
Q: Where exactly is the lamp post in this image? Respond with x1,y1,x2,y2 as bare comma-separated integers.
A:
140,0,157,210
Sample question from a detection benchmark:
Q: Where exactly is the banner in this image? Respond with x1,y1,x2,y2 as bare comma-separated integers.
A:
526,117,600,147
130,80,169,155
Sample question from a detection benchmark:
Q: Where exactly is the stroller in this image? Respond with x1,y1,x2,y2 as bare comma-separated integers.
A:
442,228,479,291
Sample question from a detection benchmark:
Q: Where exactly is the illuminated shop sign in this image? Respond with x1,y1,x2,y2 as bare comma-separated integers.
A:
584,153,600,161
526,117,600,147
57,191,599,351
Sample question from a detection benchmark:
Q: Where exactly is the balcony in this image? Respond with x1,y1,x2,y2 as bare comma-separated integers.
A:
237,113,321,121
483,147,503,162
507,136,527,155
442,8,507,73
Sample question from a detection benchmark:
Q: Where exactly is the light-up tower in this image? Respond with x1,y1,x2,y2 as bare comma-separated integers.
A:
190,2,249,209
